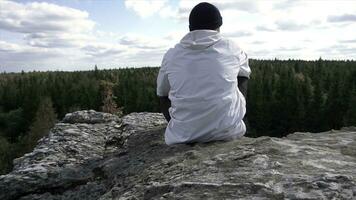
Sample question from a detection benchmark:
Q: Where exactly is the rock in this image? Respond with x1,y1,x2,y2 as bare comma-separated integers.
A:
0,110,355,200
62,110,121,124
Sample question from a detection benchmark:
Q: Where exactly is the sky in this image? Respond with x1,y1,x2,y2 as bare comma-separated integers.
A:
0,0,356,72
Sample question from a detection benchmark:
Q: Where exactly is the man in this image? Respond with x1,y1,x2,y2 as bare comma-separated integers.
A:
157,2,251,145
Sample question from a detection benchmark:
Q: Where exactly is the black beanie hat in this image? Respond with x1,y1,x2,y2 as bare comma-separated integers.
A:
189,2,223,31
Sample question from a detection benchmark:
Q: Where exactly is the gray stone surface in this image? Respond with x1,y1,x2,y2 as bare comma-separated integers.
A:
0,110,355,200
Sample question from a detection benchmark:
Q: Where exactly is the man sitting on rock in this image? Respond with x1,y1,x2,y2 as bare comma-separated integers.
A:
156,2,251,145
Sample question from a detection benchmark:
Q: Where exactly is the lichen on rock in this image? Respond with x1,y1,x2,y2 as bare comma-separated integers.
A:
0,110,355,200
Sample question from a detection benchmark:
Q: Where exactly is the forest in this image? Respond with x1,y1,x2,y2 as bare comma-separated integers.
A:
0,59,356,174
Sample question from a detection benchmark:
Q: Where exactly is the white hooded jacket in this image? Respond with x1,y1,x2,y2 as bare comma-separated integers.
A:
157,30,251,145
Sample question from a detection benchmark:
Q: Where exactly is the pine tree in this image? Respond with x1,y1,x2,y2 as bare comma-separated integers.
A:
308,80,325,131
24,97,57,152
0,136,11,174
100,80,123,116
344,87,356,126
325,75,343,130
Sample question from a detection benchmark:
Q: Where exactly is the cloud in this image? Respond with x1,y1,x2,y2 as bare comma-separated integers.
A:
81,33,171,62
0,0,99,71
328,14,356,23
333,45,356,54
24,33,94,48
159,5,179,19
0,1,94,33
124,0,168,18
339,39,356,43
249,49,272,57
0,41,22,53
256,25,275,32
2,0,356,72
273,0,301,10
249,46,302,59
119,35,168,50
82,43,127,58
222,31,252,37
318,44,356,56
0,40,64,69
275,20,308,31
163,31,186,42
178,0,258,14
0,0,95,48
124,0,260,22
251,41,265,45
172,0,259,22
213,1,259,13
124,49,166,65
277,47,302,51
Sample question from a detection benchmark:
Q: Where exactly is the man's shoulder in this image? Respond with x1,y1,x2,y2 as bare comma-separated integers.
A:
220,37,244,54
162,42,184,63
163,46,177,61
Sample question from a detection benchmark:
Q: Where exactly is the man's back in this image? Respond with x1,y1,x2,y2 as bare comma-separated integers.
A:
157,30,251,145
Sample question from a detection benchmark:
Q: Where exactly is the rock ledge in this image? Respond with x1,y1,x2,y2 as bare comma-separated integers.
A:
0,110,355,200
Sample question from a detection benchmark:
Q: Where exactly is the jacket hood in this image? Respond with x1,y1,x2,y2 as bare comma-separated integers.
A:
180,30,222,50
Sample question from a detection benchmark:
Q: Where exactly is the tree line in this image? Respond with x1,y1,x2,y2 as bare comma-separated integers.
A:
0,59,355,174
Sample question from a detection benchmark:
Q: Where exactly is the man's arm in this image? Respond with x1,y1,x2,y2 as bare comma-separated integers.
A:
159,96,171,122
238,76,248,99
156,54,171,122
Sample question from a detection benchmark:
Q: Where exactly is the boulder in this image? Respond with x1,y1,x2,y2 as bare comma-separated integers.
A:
0,110,355,200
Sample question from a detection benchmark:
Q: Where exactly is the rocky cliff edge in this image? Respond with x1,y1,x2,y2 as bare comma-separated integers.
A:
0,110,355,200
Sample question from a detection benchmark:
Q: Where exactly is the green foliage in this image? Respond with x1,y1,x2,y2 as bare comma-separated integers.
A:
0,108,25,142
99,80,122,116
22,97,57,153
246,59,356,136
0,136,12,174
345,87,356,126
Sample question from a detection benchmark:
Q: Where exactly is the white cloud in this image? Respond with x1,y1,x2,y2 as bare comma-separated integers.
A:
82,43,127,58
273,0,301,10
1,0,356,72
0,0,95,48
119,35,168,50
163,30,186,42
159,5,178,19
275,20,308,31
79,33,176,68
222,30,252,38
328,14,356,23
256,25,275,32
24,32,94,48
339,39,356,44
0,1,94,33
0,40,66,71
124,0,168,18
177,0,258,15
0,0,100,71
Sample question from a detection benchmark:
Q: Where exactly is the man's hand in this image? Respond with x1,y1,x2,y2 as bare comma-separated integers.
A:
159,96,171,122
